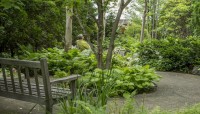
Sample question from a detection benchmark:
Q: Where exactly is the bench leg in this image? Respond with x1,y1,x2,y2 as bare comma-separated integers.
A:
70,80,77,99
46,102,53,114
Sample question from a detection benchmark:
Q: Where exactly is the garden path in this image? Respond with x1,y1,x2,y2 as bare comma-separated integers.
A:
136,71,200,110
0,72,200,113
109,71,200,111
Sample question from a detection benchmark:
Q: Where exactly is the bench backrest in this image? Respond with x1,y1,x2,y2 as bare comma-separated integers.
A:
0,58,52,104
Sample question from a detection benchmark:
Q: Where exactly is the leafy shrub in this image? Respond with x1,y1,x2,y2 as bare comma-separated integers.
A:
115,36,139,53
150,103,200,114
178,103,200,114
54,71,68,78
19,46,160,95
137,37,200,72
82,65,160,96
71,50,97,74
59,92,141,114
20,47,97,75
0,52,12,58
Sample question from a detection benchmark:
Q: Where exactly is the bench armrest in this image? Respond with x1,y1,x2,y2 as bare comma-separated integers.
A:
50,74,81,84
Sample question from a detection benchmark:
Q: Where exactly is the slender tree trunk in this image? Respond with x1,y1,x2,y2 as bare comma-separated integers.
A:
140,0,148,43
64,7,73,52
149,0,158,39
147,0,150,39
103,0,106,40
155,0,159,39
97,0,105,69
105,0,131,69
106,5,123,69
152,0,157,39
151,0,155,39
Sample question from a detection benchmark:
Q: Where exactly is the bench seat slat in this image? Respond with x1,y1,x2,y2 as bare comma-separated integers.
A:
1,65,8,91
25,68,32,95
17,66,24,94
9,66,16,93
0,79,71,99
34,69,41,97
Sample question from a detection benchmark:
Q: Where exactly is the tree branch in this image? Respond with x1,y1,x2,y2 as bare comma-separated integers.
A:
124,0,132,8
105,0,132,69
121,0,125,6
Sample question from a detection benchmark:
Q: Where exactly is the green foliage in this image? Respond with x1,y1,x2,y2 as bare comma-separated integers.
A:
191,1,200,36
82,66,160,96
158,0,192,38
54,71,68,78
120,92,137,114
124,18,150,40
0,52,12,58
20,47,97,75
58,97,200,114
0,0,23,10
72,0,97,43
105,13,115,38
115,36,139,53
19,44,159,98
112,36,140,68
125,22,142,39
137,37,200,72
0,0,66,56
71,50,97,74
19,41,160,96
177,103,200,114
58,84,200,114
70,36,161,96
75,100,106,114
58,88,148,114
150,103,200,114
0,68,17,77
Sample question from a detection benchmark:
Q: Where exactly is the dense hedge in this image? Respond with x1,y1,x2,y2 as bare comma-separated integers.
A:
137,37,200,72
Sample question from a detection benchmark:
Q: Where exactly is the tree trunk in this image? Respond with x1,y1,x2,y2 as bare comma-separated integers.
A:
147,0,150,39
140,0,148,43
152,0,157,39
64,7,73,52
105,0,131,69
155,0,160,39
97,0,105,69
103,0,106,40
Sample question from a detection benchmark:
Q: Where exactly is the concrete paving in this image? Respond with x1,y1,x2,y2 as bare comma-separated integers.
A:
1,72,200,113
135,71,200,111
0,97,45,114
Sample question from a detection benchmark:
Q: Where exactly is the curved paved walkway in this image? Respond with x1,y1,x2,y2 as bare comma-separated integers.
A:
135,71,200,111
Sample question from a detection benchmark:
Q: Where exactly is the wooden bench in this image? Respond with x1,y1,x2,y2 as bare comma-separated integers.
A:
0,58,80,114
